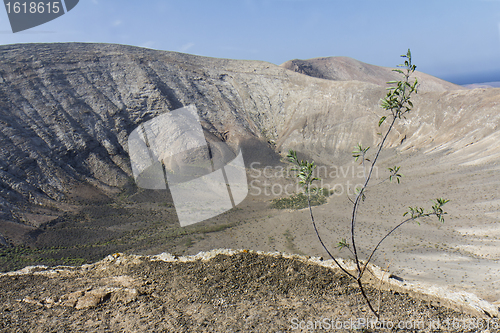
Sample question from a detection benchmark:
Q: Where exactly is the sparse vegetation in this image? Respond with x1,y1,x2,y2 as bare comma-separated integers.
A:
270,188,332,210
288,50,449,319
0,193,244,272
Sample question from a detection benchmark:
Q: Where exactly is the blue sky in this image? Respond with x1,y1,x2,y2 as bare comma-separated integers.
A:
1,0,499,84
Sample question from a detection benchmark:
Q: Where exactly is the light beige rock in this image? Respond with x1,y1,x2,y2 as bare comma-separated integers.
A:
74,288,114,310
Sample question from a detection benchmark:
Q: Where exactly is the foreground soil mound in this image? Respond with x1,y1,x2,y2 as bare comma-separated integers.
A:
1,250,497,332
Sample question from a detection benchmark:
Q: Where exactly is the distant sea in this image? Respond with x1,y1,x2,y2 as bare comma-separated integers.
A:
441,71,500,88
461,81,500,89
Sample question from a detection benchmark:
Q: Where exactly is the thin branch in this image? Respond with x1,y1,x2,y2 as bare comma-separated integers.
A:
366,176,391,188
350,116,397,278
357,278,379,319
360,212,438,277
306,187,356,279
346,193,355,205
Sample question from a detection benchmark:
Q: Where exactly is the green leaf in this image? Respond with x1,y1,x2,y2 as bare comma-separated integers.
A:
378,116,387,127
336,238,349,250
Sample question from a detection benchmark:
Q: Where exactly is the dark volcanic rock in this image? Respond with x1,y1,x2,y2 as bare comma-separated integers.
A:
0,43,282,229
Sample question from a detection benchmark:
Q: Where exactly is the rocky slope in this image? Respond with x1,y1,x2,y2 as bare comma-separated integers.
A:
0,43,499,258
1,250,497,332
1,44,500,330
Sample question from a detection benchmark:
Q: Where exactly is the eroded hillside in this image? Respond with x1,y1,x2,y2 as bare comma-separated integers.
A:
0,44,499,275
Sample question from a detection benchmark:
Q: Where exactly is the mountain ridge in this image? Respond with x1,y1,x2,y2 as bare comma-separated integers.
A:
0,42,498,253
280,56,466,92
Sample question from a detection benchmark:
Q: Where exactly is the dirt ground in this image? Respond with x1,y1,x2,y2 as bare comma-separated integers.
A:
177,148,500,305
1,251,497,333
1,146,499,331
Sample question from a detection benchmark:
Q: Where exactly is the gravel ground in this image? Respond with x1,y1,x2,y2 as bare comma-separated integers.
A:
1,251,497,332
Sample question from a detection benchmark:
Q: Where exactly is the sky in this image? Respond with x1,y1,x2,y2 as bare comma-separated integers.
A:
0,0,499,85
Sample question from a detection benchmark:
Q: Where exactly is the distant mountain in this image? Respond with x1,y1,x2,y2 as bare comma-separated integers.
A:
280,56,466,92
462,81,500,89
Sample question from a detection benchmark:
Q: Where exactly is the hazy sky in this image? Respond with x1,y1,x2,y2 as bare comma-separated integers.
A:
1,0,499,84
